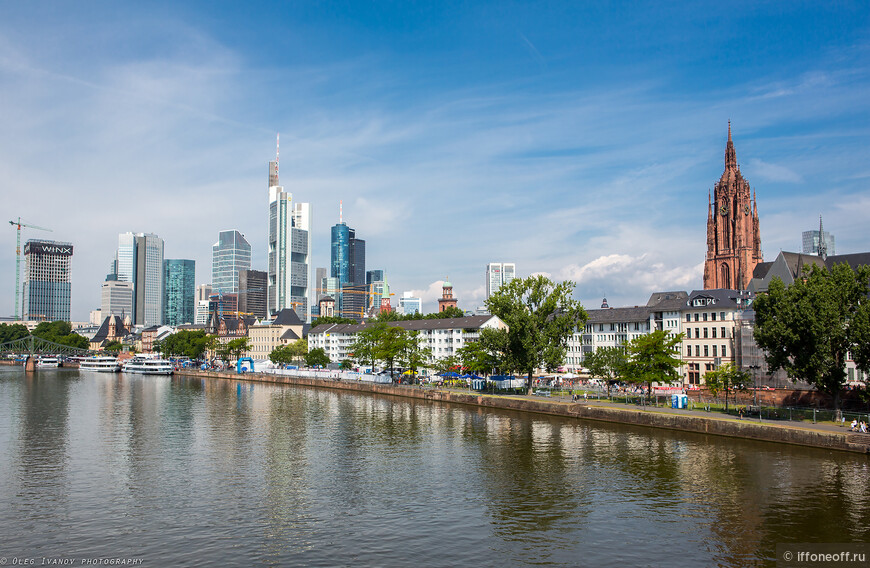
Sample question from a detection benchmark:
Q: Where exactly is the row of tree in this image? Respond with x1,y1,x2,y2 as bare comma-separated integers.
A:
0,321,88,349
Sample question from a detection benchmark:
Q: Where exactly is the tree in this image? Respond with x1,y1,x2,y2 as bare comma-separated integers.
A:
425,306,464,319
483,275,587,394
224,337,251,362
621,330,684,401
270,339,308,366
31,321,88,349
305,347,330,368
704,363,749,412
339,359,353,370
349,322,389,369
396,330,431,381
376,325,408,380
457,340,499,377
0,323,29,344
583,346,627,397
159,330,211,360
754,263,870,411
432,354,461,377
104,340,123,353
311,315,358,327
375,310,404,322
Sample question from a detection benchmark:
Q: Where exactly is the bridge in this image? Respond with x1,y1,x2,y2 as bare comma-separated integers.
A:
0,335,98,371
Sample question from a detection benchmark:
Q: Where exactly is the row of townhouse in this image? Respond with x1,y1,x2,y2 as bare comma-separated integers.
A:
308,315,506,368
566,289,755,386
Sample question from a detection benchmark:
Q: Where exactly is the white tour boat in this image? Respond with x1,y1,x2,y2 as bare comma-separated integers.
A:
79,356,122,372
37,357,62,368
122,357,174,375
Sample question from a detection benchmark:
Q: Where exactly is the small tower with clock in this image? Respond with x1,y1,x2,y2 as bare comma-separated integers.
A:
703,123,763,290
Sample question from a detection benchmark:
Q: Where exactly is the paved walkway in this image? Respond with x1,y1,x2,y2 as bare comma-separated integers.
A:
449,387,869,437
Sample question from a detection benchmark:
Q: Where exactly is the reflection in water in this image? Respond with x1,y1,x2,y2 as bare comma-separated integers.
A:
0,367,867,567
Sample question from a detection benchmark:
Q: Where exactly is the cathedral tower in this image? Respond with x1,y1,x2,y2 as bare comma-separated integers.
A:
703,123,762,290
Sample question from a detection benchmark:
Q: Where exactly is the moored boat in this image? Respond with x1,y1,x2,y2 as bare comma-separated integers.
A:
122,357,173,375
79,356,121,372
37,356,62,368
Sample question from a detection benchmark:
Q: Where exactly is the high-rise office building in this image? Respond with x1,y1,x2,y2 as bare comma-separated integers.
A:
212,230,251,294
802,217,835,257
163,259,195,325
331,210,365,318
366,270,384,286
110,232,164,326
267,154,312,322
315,267,328,298
486,262,516,299
101,281,134,320
238,269,268,319
366,270,385,310
330,224,365,287
23,240,73,321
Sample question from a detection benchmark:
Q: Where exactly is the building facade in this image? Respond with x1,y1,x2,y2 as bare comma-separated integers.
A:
485,262,516,299
101,280,134,321
23,239,73,322
163,259,195,326
331,219,366,316
399,292,422,316
802,220,835,257
111,232,164,326
309,315,506,367
268,158,312,322
246,309,304,360
704,124,762,290
238,269,268,319
212,230,251,295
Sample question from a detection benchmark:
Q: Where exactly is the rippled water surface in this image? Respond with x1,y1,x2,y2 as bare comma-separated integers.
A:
0,367,868,567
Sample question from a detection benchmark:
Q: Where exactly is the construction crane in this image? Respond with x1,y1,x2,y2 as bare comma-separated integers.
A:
8,217,52,320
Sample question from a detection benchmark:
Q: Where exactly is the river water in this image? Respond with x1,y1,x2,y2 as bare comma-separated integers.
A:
0,367,867,567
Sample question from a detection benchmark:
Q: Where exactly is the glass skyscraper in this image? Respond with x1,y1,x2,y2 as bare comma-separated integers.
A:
163,259,195,326
23,240,73,322
268,159,312,322
212,230,251,294
110,232,164,326
331,220,365,318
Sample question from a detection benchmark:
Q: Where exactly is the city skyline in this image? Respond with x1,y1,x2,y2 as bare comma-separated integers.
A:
2,2,869,321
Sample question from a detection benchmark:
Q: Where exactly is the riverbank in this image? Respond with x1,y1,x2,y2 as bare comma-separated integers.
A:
176,368,870,455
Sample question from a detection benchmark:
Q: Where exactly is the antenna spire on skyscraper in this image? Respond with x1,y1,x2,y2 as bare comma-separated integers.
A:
276,133,280,184
340,200,343,224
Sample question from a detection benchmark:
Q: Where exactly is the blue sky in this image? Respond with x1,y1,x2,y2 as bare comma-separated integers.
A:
1,1,869,320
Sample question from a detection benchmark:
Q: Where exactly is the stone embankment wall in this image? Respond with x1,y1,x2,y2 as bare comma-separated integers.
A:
178,369,870,455
687,387,868,410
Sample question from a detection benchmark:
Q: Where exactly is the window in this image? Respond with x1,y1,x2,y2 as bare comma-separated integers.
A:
713,345,718,357
686,314,691,322
610,324,615,331
721,327,726,338
704,345,709,357
686,345,691,356
703,328,708,339
695,345,700,357
721,345,726,357
712,328,717,338
703,312,708,322
694,313,699,322
686,328,691,339
711,312,717,321
720,312,726,321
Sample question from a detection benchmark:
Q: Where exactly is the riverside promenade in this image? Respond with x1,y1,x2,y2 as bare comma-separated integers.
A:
177,368,870,455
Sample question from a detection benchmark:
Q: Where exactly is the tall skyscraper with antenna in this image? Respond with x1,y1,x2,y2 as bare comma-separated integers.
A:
267,134,312,322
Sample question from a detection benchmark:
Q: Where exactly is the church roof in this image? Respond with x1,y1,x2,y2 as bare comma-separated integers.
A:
272,308,303,326
91,315,130,343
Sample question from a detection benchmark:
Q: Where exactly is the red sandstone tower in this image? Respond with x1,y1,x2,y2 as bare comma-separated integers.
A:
438,278,458,312
704,123,762,290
